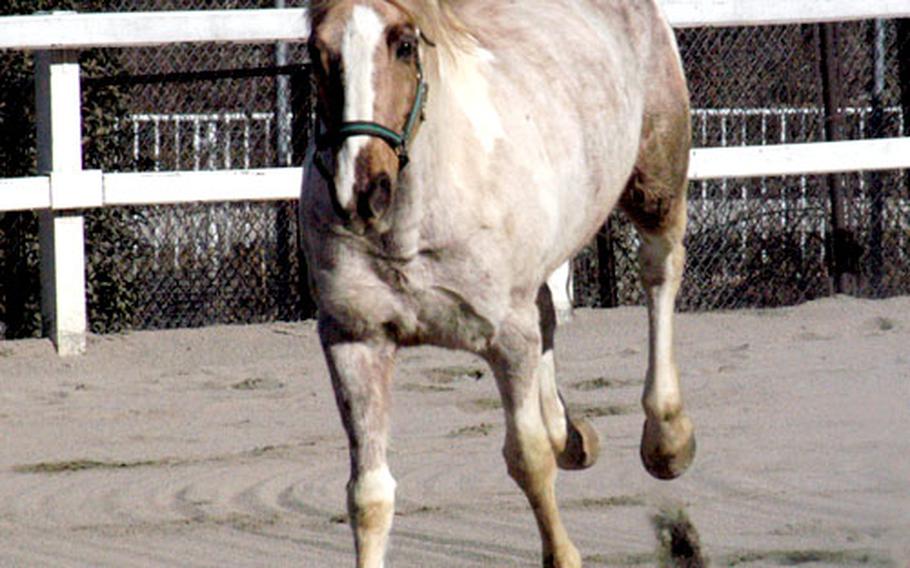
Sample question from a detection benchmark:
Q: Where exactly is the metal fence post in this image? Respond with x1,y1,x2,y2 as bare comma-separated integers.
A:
35,48,88,356
899,19,910,197
274,0,294,317
868,20,887,294
596,218,619,308
274,0,291,167
818,22,855,295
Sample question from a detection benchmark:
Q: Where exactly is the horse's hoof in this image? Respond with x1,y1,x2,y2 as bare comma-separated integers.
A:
640,413,695,480
543,543,582,568
557,417,600,471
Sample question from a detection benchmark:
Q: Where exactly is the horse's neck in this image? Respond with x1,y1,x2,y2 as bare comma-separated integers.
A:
407,45,502,196
385,44,501,257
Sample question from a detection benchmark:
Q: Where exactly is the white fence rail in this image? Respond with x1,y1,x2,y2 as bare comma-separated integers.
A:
1,2,909,354
0,9,309,50
662,0,910,27
690,138,910,180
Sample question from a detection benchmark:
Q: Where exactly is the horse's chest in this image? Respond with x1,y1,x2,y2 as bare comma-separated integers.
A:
323,250,497,353
408,283,496,352
387,258,498,352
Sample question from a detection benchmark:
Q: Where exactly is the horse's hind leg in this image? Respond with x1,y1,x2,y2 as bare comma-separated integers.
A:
634,206,695,480
536,284,600,471
319,318,397,568
486,307,581,568
620,102,696,480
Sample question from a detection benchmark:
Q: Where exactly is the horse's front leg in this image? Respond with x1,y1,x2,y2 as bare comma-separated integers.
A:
320,319,397,568
486,309,581,568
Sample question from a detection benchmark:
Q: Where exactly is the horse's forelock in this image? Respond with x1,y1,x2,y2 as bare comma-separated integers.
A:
309,0,469,57
402,0,473,57
307,0,332,29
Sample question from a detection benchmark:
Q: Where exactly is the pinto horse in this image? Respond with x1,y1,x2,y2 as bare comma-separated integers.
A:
300,1,694,566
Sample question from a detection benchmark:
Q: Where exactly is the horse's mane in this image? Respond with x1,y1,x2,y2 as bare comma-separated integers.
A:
388,0,470,54
308,0,472,56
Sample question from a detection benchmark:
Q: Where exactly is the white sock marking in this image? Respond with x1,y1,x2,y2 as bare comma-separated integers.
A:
351,465,397,508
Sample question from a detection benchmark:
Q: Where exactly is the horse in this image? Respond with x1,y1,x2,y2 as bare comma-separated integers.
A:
299,1,695,566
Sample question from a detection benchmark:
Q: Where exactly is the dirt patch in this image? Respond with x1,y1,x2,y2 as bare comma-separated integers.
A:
231,377,285,391
399,382,456,393
652,507,706,568
572,403,638,418
871,317,897,332
585,552,657,566
457,397,502,413
721,549,892,566
13,459,168,474
571,377,641,391
426,365,486,384
448,423,495,438
564,495,647,510
12,445,295,475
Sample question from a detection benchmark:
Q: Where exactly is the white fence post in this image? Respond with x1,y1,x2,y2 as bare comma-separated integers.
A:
35,48,89,356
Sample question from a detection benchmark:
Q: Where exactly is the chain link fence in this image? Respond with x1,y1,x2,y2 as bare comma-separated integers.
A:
86,0,316,331
1,0,315,337
576,20,910,310
1,3,909,337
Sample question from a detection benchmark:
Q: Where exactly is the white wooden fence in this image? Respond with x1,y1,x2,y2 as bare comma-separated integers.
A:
1,1,910,354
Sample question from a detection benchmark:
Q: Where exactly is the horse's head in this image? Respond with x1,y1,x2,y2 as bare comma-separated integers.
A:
308,0,429,227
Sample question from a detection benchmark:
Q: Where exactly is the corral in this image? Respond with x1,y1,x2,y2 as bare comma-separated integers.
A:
0,0,909,566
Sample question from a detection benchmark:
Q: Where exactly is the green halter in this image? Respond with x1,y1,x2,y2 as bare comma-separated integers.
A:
312,34,430,219
329,51,428,170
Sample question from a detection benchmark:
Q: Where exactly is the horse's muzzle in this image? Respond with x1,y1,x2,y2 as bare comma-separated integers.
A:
355,171,394,224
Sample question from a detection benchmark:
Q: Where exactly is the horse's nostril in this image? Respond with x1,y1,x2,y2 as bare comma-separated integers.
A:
357,172,394,222
371,173,392,196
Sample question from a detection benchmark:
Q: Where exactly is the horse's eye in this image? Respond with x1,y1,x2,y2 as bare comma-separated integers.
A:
396,39,416,61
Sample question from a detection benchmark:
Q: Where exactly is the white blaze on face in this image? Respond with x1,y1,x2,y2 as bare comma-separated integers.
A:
335,5,385,211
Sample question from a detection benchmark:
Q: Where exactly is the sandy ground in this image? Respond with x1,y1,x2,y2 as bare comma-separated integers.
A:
0,295,908,567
